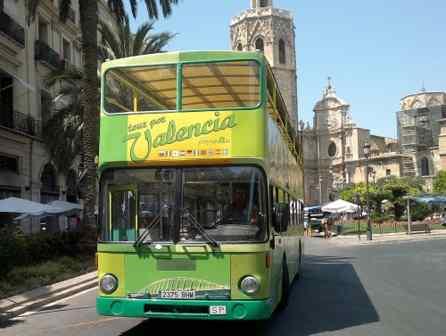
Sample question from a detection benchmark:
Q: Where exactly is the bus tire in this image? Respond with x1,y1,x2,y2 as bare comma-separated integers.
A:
277,261,289,311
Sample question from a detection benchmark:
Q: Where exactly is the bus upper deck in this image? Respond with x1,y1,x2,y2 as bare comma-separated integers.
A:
99,51,301,170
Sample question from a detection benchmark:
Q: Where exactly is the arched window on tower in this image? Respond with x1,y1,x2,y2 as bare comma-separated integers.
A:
259,0,269,7
279,39,286,64
420,157,430,176
255,37,264,53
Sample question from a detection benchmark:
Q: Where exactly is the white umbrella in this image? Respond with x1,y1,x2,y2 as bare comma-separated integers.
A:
322,199,360,214
0,197,60,216
47,200,82,217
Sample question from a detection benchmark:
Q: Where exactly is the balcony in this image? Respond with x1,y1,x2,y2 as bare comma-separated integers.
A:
0,11,25,47
35,40,64,69
0,110,40,136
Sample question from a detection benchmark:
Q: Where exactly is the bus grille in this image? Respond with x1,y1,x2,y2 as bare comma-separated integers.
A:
145,277,227,294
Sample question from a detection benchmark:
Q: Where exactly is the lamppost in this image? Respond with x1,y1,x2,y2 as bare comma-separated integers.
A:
355,193,361,239
363,142,372,240
319,175,323,205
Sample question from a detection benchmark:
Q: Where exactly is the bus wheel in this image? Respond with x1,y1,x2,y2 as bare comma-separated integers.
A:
277,261,289,311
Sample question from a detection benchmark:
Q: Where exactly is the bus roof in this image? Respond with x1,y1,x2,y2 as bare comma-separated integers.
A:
101,51,265,72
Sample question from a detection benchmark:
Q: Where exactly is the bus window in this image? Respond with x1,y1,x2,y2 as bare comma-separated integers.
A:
182,61,260,110
100,169,177,242
104,64,177,113
109,188,136,241
182,166,267,242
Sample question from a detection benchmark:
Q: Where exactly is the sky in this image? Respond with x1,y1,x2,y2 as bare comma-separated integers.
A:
128,0,446,138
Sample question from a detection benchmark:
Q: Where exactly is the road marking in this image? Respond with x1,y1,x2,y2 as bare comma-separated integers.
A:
20,286,98,317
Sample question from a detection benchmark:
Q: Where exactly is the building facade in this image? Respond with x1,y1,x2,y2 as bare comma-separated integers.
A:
303,80,406,205
397,90,446,190
230,0,299,129
0,0,114,232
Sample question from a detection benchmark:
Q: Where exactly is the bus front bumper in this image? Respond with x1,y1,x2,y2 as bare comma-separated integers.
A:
97,296,273,320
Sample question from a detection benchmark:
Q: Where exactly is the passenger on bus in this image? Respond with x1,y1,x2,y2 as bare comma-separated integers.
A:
223,186,258,225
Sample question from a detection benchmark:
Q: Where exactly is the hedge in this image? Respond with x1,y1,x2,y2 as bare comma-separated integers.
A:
0,228,95,278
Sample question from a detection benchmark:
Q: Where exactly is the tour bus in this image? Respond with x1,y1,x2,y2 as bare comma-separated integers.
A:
96,51,305,320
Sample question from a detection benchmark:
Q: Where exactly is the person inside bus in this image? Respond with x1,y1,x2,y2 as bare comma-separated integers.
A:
222,185,258,225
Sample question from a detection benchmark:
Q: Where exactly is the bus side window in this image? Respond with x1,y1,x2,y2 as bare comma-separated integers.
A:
296,200,300,226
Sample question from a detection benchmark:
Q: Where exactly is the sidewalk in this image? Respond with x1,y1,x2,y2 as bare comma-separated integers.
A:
330,229,446,245
0,271,97,322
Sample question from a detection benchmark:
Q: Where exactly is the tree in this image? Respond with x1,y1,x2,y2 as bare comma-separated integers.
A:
433,171,446,193
43,17,174,177
42,67,83,175
27,0,180,233
98,14,175,61
377,176,423,219
107,0,180,22
340,176,424,221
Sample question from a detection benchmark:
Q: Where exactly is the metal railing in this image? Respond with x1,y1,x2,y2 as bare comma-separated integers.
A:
0,110,41,136
0,11,25,47
35,40,64,69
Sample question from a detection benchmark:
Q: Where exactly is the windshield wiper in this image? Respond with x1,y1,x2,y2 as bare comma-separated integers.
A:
133,204,169,248
181,208,220,248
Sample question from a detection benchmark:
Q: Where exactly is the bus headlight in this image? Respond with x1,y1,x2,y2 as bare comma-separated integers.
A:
100,274,118,294
240,275,260,294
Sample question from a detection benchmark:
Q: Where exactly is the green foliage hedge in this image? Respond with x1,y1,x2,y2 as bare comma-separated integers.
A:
0,229,95,278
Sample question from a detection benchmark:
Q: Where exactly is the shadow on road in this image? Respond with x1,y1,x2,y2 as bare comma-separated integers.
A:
266,254,380,335
0,317,24,329
119,253,379,336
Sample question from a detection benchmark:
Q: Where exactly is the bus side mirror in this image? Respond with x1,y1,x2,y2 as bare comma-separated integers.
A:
273,203,290,233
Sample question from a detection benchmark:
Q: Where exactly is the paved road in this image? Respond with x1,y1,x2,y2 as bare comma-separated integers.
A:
2,237,446,336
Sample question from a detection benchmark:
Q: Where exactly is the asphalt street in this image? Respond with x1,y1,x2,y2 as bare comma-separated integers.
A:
2,237,446,336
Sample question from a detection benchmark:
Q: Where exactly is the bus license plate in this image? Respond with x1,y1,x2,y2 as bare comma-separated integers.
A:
159,291,195,299
209,306,227,315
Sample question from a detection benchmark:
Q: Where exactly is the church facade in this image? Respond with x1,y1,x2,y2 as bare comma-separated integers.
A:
302,80,406,205
230,1,446,206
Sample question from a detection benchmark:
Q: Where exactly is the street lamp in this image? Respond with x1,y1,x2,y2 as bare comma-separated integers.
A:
363,142,372,240
355,193,361,240
319,175,323,205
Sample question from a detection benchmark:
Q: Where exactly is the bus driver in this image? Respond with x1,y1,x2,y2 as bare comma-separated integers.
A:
223,186,258,225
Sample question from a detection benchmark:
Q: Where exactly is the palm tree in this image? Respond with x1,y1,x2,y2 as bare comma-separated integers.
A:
27,0,180,233
99,14,175,60
43,16,175,175
107,0,179,22
43,67,83,176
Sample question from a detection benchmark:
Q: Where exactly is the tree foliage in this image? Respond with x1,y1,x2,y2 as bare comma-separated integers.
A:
339,176,424,220
98,14,175,60
433,170,446,193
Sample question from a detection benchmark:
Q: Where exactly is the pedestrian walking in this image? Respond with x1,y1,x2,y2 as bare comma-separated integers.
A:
323,218,329,239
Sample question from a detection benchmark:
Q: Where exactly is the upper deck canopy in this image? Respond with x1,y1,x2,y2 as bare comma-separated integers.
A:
102,51,264,114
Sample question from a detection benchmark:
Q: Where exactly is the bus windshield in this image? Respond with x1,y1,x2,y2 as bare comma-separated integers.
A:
99,166,267,243
103,60,261,113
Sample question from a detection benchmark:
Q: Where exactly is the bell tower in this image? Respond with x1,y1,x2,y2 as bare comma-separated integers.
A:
230,0,299,128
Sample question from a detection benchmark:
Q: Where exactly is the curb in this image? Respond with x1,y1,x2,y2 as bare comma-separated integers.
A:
330,230,446,245
0,271,97,321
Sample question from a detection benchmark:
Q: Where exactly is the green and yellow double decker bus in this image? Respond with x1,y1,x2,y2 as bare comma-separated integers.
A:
96,51,305,320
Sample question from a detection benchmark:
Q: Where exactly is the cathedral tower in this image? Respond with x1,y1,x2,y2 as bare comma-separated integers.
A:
230,0,299,128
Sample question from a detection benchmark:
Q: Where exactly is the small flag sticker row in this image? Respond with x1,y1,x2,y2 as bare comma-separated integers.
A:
158,148,229,158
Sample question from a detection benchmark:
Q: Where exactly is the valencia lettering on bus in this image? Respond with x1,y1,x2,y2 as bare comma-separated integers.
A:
123,113,237,162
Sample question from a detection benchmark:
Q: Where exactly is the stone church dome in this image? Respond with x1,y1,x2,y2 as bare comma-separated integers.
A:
313,78,349,112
